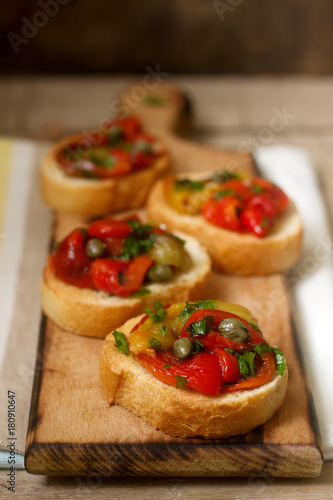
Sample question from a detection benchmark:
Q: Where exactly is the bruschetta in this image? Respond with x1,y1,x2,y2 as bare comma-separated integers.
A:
41,216,211,337
146,171,303,275
40,116,170,217
100,300,288,438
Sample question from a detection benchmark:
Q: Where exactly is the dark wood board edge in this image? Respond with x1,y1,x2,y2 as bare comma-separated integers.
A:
25,441,322,478
24,307,323,478
25,313,48,454
288,310,323,459
25,215,58,456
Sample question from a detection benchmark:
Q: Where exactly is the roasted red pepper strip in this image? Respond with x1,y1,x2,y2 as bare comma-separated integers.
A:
221,351,276,393
211,348,242,384
137,351,223,397
202,195,244,232
91,254,153,296
87,218,134,239
49,229,95,289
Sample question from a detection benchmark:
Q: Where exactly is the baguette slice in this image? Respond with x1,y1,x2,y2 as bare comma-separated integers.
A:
146,177,303,275
40,134,170,217
100,315,288,439
41,232,211,338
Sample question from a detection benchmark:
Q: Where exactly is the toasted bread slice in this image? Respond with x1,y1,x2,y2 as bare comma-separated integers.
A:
40,133,170,217
146,178,303,275
41,232,211,338
100,314,288,439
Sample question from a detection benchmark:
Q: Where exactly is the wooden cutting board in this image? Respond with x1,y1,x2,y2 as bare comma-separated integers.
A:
25,85,323,477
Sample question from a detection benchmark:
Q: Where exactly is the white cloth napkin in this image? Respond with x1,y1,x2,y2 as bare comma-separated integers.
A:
254,145,333,461
0,139,50,468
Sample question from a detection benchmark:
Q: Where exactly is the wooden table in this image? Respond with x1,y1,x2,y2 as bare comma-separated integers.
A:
1,76,333,499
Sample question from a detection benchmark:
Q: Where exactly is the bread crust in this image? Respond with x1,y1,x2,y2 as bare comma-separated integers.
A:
100,315,288,439
41,232,211,338
146,178,303,275
40,134,171,217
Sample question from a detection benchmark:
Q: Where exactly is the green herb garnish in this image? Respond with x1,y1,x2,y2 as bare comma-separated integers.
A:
186,315,214,337
78,228,88,237
178,300,216,322
144,301,167,323
112,330,129,355
252,184,264,194
192,338,204,355
164,364,171,370
260,218,269,228
214,189,235,200
148,338,162,351
272,347,287,376
237,320,249,334
211,170,240,183
176,375,188,390
249,322,262,334
252,343,287,377
159,325,167,337
225,348,256,378
174,179,204,191
121,219,156,260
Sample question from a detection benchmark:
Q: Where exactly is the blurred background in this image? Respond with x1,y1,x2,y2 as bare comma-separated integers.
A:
2,0,333,75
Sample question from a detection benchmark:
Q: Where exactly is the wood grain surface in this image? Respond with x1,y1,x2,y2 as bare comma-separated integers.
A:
24,84,323,478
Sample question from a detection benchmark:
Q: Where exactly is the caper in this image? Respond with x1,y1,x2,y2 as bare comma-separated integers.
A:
173,337,193,359
217,318,250,342
85,238,107,259
147,263,173,282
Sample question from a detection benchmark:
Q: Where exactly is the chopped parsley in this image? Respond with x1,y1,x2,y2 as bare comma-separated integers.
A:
214,189,235,200
191,338,204,355
121,219,156,260
148,338,162,351
176,375,188,390
174,179,204,191
143,301,167,323
164,364,171,370
186,315,214,337
272,347,287,376
78,228,88,237
260,218,269,228
225,348,256,378
249,322,262,334
178,300,216,322
252,184,264,194
112,330,129,355
211,170,240,183
252,343,286,376
127,219,153,236
159,325,167,337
